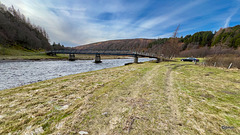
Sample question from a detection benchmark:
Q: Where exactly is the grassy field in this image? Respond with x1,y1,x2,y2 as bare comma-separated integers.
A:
0,45,67,60
0,61,239,134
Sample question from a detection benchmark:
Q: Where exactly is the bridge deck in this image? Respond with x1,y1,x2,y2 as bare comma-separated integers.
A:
46,50,159,58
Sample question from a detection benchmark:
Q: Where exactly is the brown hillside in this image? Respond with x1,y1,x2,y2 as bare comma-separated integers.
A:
74,38,155,51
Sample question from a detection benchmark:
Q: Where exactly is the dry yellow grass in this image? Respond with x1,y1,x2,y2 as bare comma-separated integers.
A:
0,61,239,134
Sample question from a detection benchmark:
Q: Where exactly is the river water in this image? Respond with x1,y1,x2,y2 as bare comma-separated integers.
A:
0,58,154,90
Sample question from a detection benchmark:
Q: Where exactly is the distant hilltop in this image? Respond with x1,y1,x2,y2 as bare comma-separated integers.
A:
75,38,155,51
75,25,240,57
76,25,240,51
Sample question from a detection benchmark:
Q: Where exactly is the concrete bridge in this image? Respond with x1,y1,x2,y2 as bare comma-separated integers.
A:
46,50,161,63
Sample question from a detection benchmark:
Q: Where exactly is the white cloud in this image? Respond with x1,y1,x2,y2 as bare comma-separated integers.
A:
1,0,238,46
224,3,240,28
157,32,173,38
0,0,207,46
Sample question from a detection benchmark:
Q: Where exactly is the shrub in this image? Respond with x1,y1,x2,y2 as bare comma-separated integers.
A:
179,46,240,57
179,47,210,57
205,54,240,69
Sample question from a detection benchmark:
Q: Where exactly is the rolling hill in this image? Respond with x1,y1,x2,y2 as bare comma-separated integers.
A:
75,25,240,54
75,38,155,51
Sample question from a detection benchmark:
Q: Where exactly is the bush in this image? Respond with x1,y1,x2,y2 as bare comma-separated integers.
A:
179,46,240,57
205,54,240,69
179,47,209,57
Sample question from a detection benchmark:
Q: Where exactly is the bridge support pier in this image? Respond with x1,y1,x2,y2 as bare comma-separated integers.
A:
95,54,102,63
134,55,138,63
69,54,75,61
47,52,56,56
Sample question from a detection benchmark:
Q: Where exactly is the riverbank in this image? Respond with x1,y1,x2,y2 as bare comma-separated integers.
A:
0,61,239,134
0,48,68,61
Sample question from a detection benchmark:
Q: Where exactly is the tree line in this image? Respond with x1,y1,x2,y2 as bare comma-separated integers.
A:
0,3,53,50
75,25,240,58
180,25,240,49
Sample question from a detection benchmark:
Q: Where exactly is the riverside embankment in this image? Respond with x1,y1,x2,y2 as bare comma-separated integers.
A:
0,61,239,134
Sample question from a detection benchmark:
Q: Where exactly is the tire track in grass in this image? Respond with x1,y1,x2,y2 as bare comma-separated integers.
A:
164,65,181,135
124,64,163,134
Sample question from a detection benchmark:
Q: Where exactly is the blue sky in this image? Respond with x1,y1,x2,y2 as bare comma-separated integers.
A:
1,0,240,47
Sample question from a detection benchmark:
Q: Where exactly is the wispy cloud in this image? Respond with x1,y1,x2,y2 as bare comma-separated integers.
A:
138,0,205,29
224,1,240,28
1,0,239,46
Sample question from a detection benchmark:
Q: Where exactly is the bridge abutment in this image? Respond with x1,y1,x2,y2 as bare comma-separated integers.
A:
69,54,75,61
95,54,102,63
134,55,138,63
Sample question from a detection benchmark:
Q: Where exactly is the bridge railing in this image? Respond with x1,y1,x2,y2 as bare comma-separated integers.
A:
46,49,159,58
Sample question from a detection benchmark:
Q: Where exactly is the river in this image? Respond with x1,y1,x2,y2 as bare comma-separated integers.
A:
0,58,154,90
